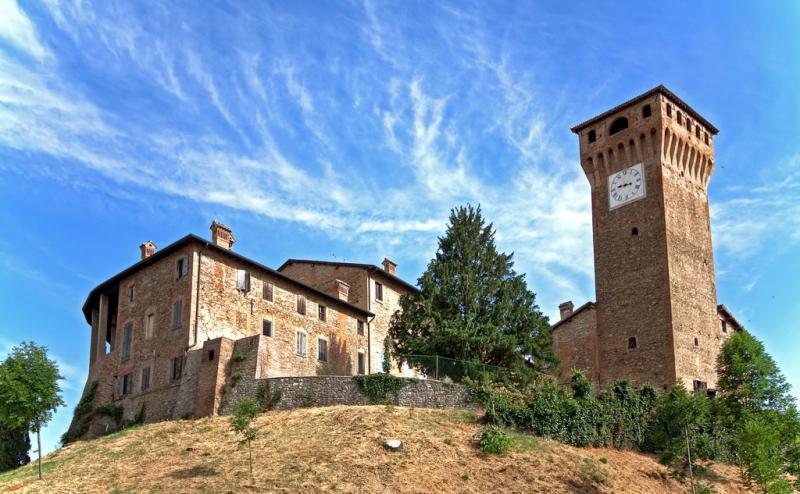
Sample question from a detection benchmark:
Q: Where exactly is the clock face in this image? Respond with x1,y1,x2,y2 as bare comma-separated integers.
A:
608,163,646,210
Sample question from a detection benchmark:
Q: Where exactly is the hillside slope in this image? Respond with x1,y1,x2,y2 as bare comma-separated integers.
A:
1,406,749,493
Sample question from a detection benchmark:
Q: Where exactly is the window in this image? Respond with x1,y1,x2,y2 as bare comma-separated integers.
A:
145,313,155,340
357,351,366,375
236,269,251,292
172,300,183,329
176,257,188,279
262,319,273,337
141,366,150,391
588,129,597,143
693,380,707,394
121,373,133,396
628,337,638,349
375,282,383,302
318,338,328,362
704,132,709,145
171,356,183,382
677,111,683,125
127,285,134,303
296,331,307,357
318,305,327,322
642,104,652,118
695,126,701,139
357,320,365,336
208,349,215,361
631,227,639,236
297,295,306,315
121,322,133,362
721,320,728,333
694,337,699,346
263,281,274,302
666,104,673,117
609,116,629,135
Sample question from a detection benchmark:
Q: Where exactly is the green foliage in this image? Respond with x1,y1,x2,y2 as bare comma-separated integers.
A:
570,369,593,400
230,397,260,482
232,351,248,363
93,404,125,424
132,403,146,425
0,341,65,480
61,381,98,444
353,374,408,404
256,382,282,410
485,378,659,449
477,425,512,455
0,342,65,431
645,385,711,472
735,415,796,494
231,370,243,383
717,331,793,421
0,425,30,472
388,205,556,385
382,337,394,374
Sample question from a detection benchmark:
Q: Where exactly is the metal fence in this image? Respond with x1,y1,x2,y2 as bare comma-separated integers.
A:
395,354,510,383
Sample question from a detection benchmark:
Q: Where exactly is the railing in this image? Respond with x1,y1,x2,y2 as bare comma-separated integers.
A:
395,354,509,383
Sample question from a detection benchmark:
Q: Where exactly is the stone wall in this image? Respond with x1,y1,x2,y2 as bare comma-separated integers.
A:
552,304,598,386
219,375,474,414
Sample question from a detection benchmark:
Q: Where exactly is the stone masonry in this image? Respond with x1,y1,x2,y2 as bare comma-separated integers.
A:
74,223,423,438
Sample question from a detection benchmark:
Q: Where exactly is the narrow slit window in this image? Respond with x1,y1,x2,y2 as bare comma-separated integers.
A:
141,367,150,391
262,319,273,337
263,281,274,302
297,295,306,315
171,356,183,382
667,104,673,117
127,285,134,303
632,227,639,236
375,282,383,302
176,257,188,279
628,337,638,349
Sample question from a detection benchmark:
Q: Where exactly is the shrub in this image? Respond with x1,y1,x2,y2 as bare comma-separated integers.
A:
256,382,282,410
353,374,408,404
478,425,512,455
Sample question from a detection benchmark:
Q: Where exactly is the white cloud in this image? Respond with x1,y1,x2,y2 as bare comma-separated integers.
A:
0,0,50,60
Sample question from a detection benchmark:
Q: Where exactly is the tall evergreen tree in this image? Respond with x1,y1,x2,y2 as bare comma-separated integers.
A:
389,205,556,383
0,425,30,472
0,342,64,480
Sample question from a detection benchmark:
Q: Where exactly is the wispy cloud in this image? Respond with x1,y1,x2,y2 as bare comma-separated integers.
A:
0,0,50,60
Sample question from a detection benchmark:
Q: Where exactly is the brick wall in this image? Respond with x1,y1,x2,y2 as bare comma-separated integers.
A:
552,305,598,386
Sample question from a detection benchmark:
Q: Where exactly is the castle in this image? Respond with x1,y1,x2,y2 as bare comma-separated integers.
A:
73,86,743,437
552,86,743,393
77,221,418,433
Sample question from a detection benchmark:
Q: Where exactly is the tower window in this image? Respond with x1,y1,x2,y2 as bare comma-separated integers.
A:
588,129,597,143
694,337,699,346
631,227,639,236
677,112,683,125
695,126,701,138
609,117,629,135
628,337,638,349
704,132,709,145
208,349,215,361
666,104,673,117
642,104,651,118
721,320,727,333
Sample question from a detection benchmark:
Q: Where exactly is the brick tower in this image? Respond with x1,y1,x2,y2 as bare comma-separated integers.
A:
570,86,721,391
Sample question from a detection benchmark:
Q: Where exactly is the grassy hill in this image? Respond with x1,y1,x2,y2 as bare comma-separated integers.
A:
1,406,750,493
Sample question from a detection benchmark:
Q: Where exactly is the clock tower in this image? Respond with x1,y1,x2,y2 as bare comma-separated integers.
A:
570,86,724,391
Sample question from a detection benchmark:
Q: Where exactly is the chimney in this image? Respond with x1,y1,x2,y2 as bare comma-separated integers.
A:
382,258,397,276
335,279,350,302
559,301,574,320
210,221,236,250
139,240,157,260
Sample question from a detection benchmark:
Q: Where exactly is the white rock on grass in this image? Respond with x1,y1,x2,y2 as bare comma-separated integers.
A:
383,439,403,451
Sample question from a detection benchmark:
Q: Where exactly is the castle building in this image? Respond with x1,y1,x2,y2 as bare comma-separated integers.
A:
77,221,416,433
553,86,743,393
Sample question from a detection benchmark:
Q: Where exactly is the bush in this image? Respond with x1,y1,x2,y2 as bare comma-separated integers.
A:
353,374,408,404
478,426,512,455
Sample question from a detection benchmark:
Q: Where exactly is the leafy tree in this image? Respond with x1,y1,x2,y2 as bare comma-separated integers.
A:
735,416,794,494
230,397,260,484
389,205,556,384
0,342,64,480
646,385,711,489
717,331,793,420
0,425,30,472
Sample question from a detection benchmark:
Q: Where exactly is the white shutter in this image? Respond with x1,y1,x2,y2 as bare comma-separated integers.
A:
236,269,245,290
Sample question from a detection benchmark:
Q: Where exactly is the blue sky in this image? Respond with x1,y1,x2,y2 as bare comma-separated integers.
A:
1,0,798,455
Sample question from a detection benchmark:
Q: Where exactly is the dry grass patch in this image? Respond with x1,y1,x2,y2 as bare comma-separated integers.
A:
1,406,751,493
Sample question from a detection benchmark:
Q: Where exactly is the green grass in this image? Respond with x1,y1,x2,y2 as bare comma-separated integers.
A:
506,429,548,453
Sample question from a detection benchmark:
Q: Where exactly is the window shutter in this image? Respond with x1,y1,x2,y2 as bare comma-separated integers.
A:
244,271,251,291
122,322,132,362
236,270,245,290
173,300,182,328
263,281,273,301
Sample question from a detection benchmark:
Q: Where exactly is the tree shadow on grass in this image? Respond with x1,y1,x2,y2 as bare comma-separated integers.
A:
170,465,218,479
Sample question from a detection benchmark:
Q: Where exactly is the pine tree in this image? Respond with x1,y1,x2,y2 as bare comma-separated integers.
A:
389,205,556,384
0,425,30,472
